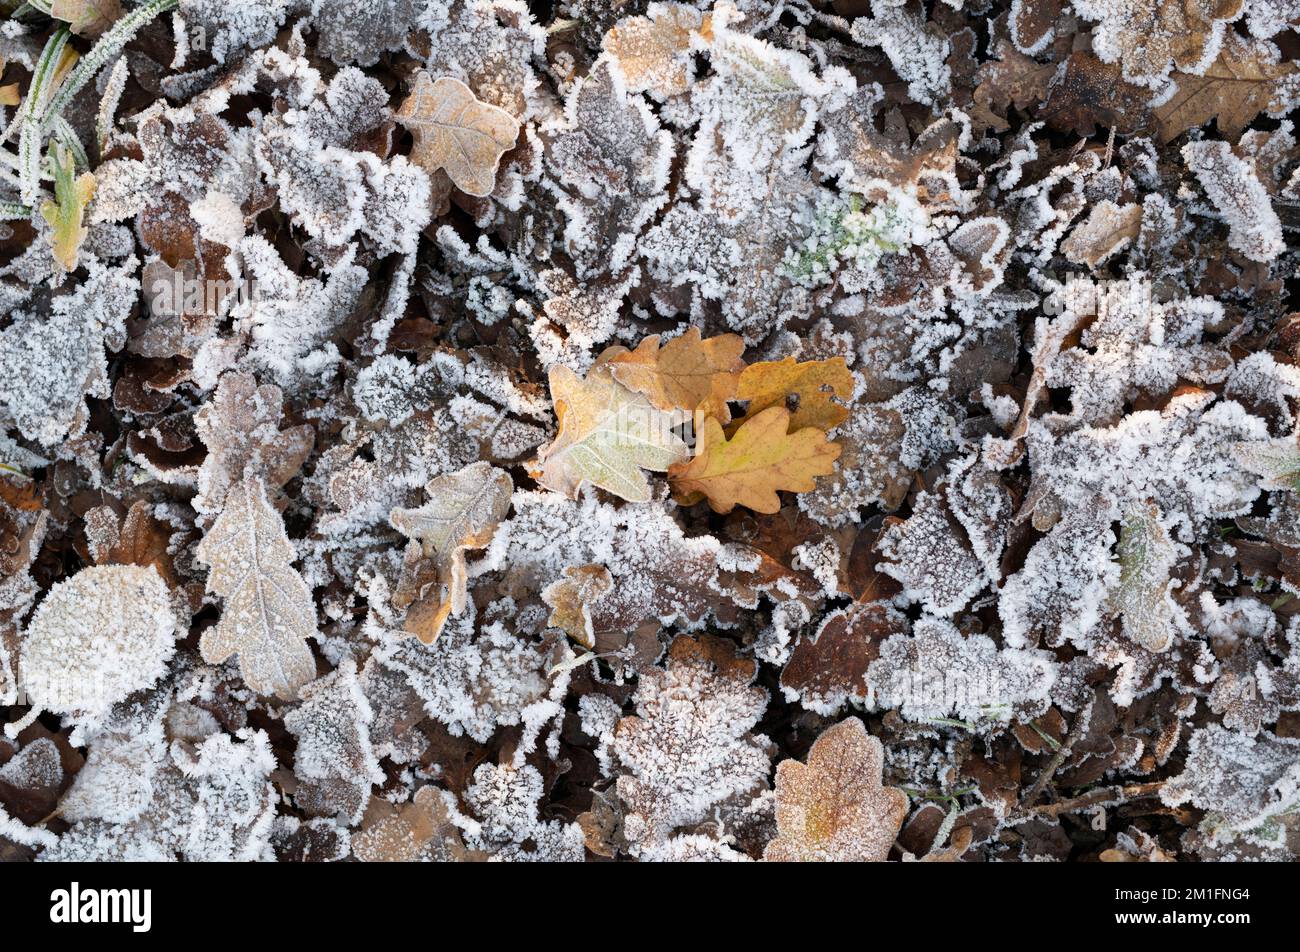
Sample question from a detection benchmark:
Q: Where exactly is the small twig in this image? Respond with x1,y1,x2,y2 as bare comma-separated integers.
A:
1028,782,1166,819
1017,696,1094,814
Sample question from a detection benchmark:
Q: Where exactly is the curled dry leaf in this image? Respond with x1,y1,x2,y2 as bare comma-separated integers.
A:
669,407,841,515
764,718,907,862
541,564,613,649
389,461,513,644
397,73,521,198
195,474,318,701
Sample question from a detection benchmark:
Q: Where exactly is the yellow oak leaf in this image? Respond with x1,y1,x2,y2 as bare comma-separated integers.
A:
537,363,689,503
735,355,854,433
40,145,95,273
764,718,907,862
396,73,520,198
669,406,841,514
607,326,745,422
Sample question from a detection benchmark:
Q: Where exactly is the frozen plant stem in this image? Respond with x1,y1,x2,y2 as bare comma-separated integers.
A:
1017,696,1095,815
40,0,180,129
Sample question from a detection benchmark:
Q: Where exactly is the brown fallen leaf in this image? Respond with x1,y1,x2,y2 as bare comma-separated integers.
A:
1060,200,1143,267
352,787,475,862
970,39,1057,134
669,406,841,515
735,355,854,433
764,718,908,862
1155,33,1299,143
542,564,613,649
51,0,122,36
1040,51,1154,137
607,326,745,422
396,73,520,198
602,3,710,98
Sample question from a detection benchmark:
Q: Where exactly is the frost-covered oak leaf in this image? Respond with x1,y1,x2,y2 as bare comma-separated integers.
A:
196,474,317,700
735,356,854,433
388,461,513,643
537,363,689,503
1154,33,1300,142
613,635,770,852
867,616,1057,724
1071,0,1245,85
607,327,745,423
194,370,315,515
284,658,382,824
397,73,520,198
602,2,710,98
669,407,841,515
764,718,906,862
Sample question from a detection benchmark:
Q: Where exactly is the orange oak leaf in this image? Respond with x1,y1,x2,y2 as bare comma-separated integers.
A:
735,355,854,433
607,326,745,422
669,406,841,514
396,73,520,198
764,717,907,862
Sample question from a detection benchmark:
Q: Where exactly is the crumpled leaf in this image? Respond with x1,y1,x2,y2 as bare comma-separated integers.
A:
607,326,745,422
537,362,689,503
389,461,513,644
397,72,520,198
541,564,613,649
195,474,318,700
764,718,906,862
669,406,841,515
